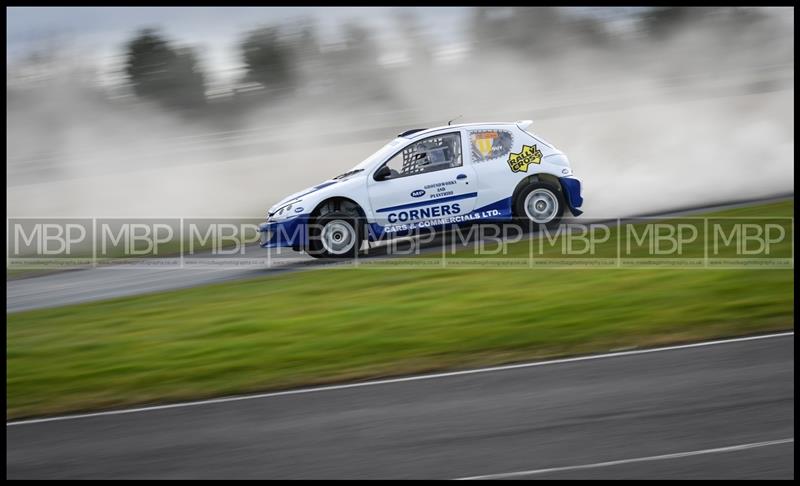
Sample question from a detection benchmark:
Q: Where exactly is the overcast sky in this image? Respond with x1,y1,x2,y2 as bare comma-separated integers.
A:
7,7,470,53
7,7,480,83
6,7,659,87
6,7,651,53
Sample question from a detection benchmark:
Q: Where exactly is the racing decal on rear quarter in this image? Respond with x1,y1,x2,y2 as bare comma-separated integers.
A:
470,130,514,162
507,144,543,173
410,189,426,198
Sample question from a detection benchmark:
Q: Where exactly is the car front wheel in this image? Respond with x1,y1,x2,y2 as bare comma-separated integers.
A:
307,212,363,259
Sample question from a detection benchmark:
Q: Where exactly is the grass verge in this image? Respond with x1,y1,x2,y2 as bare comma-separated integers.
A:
6,200,794,419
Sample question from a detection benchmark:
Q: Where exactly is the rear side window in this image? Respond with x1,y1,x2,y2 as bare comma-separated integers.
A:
470,130,514,162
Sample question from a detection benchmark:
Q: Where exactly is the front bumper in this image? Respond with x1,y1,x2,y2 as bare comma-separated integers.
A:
558,176,584,216
258,216,308,249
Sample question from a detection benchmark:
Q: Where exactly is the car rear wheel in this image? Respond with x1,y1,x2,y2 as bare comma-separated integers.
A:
307,212,363,259
513,181,565,230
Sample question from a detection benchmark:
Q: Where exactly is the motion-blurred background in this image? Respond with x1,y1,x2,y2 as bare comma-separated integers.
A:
6,6,794,218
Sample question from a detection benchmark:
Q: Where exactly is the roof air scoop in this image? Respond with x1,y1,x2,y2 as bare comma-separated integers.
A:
516,120,533,130
398,128,427,138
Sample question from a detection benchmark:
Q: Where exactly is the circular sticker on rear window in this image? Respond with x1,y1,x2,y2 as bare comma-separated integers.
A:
470,130,514,162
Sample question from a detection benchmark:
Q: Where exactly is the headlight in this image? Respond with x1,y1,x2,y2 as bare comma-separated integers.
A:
269,199,303,220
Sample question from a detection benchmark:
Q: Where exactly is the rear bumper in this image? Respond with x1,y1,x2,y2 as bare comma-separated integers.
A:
559,176,584,216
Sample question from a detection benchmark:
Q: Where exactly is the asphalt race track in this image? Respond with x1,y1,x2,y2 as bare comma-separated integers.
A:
6,333,794,479
6,194,793,313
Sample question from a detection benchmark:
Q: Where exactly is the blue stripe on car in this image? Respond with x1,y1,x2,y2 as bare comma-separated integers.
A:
288,181,340,202
472,197,513,216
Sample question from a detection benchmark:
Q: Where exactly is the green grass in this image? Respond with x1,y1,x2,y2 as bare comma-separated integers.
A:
6,200,794,420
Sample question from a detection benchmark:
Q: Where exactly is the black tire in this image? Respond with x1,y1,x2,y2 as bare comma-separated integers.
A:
513,181,565,231
306,211,363,259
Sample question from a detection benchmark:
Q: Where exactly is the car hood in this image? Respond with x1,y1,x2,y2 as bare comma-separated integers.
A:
268,171,365,214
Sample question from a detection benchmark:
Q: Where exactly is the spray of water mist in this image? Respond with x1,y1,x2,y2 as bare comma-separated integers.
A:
6,8,793,219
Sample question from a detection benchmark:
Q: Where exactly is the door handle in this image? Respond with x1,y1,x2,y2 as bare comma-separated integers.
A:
456,174,468,180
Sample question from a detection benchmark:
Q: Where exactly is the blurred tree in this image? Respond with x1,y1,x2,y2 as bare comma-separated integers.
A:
240,26,296,92
287,17,322,94
514,7,558,48
638,7,719,39
337,21,392,103
470,7,565,55
124,28,206,109
569,15,613,48
295,17,321,61
394,9,432,67
716,7,768,34
469,6,491,47
341,22,379,63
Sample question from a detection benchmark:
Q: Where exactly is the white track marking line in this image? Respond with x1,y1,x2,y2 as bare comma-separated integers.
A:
454,438,795,480
6,331,793,426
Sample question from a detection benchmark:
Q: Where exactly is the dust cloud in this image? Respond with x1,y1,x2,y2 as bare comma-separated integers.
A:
6,7,793,219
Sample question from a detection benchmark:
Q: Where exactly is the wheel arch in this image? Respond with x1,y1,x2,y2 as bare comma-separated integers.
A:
511,172,563,208
306,197,368,256
310,196,367,221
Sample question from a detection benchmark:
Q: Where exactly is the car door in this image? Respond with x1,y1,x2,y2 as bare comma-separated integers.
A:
367,130,477,230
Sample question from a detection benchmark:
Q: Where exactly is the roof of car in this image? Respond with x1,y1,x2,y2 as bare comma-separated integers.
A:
399,121,530,139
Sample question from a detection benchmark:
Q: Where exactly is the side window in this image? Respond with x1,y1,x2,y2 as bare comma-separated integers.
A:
381,132,462,180
470,130,514,162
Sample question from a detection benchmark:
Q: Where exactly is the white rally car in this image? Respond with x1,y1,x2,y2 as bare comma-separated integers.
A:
258,120,583,258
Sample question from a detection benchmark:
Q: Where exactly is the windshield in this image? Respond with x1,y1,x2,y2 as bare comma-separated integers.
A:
346,137,408,173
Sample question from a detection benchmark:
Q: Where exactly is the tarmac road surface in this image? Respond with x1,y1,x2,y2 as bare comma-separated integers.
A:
6,333,794,479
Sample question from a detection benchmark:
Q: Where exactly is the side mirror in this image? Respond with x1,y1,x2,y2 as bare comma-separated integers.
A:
374,165,392,181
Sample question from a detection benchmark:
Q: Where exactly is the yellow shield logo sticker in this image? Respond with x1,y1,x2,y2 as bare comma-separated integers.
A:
507,144,543,173
474,132,497,157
